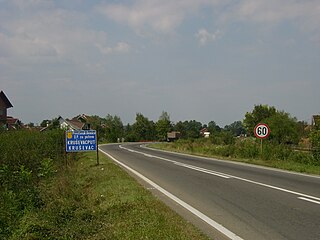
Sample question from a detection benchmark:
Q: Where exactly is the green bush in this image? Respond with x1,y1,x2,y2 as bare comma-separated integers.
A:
288,151,318,166
234,138,259,159
0,129,65,239
310,130,320,162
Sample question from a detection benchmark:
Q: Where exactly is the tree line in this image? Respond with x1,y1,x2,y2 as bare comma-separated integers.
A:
40,105,318,152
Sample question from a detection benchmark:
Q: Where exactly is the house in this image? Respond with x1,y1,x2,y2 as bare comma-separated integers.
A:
6,116,22,130
58,115,91,130
200,128,210,138
0,91,13,126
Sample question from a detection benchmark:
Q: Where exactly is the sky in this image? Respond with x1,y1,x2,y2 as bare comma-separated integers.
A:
1,0,320,126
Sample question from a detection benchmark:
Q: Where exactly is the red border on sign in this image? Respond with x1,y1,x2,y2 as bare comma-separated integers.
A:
254,123,270,139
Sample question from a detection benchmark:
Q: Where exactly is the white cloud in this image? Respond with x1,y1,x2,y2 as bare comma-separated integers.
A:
233,0,316,23
96,0,219,33
0,7,115,65
195,28,220,45
96,42,131,55
227,0,320,34
97,0,320,44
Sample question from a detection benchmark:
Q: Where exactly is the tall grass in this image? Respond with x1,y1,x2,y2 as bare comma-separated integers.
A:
0,130,65,239
7,151,209,240
151,138,319,174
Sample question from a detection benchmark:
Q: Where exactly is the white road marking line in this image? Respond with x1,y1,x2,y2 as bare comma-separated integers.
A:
298,197,320,205
99,148,243,240
174,162,231,179
120,145,320,203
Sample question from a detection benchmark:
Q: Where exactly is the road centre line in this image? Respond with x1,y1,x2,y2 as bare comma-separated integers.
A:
174,162,231,179
120,145,320,203
99,147,243,240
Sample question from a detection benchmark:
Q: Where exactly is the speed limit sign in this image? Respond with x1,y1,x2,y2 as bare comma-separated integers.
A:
254,123,270,139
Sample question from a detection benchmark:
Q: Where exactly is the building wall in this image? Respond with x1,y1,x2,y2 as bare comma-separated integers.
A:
0,99,7,123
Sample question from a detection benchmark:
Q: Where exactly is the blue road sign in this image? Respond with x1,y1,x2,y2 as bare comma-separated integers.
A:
66,130,97,152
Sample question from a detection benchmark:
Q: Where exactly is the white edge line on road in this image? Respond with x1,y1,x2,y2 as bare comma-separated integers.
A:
298,197,320,205
99,148,243,240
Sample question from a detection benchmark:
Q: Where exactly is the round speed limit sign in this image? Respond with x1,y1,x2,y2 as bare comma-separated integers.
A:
254,123,270,139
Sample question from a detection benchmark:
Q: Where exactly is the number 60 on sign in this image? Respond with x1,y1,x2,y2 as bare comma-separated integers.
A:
254,123,270,139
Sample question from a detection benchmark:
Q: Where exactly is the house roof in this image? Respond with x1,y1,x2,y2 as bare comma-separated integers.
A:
67,119,85,129
6,116,21,130
0,91,13,108
58,116,85,130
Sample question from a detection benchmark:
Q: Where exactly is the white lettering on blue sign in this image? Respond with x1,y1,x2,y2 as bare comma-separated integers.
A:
66,130,97,152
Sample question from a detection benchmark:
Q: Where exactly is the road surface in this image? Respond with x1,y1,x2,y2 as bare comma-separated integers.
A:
99,143,320,240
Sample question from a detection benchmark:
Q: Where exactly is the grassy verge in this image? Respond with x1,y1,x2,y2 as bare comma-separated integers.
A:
10,151,210,240
149,142,320,175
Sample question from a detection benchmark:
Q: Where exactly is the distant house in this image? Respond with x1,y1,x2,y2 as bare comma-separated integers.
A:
58,115,91,130
200,128,210,138
0,91,13,126
6,116,22,130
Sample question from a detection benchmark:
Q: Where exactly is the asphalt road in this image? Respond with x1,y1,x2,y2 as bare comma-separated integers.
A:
99,143,320,240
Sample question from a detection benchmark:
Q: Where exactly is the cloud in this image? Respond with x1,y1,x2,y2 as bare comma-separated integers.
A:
96,0,320,43
226,0,320,36
0,6,114,65
195,28,221,45
232,0,317,23
96,42,131,55
96,0,218,33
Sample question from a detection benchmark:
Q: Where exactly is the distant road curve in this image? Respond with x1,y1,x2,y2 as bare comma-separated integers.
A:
99,143,320,240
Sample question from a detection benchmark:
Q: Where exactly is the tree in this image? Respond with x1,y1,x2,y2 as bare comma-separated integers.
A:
244,105,300,145
244,105,276,136
207,121,221,133
265,111,299,144
310,118,320,161
173,120,202,139
155,111,172,141
104,114,124,143
224,121,246,136
132,113,156,141
40,120,50,127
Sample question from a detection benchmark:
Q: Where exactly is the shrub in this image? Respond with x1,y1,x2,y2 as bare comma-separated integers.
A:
0,129,65,239
234,138,260,159
310,130,320,163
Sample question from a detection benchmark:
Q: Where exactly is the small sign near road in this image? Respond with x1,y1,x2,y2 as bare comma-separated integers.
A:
254,123,270,139
66,130,97,152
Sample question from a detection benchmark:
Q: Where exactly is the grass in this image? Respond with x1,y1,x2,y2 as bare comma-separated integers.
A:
150,142,320,175
9,151,210,240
